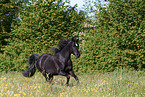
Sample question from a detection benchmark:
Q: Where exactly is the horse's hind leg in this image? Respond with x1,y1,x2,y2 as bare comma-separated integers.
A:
48,73,53,82
42,71,53,83
42,71,48,81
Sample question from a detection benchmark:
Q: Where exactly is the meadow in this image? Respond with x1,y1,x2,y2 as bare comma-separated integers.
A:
0,69,145,97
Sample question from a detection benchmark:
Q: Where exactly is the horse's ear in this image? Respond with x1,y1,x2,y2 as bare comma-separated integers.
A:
76,38,79,42
71,37,75,41
71,37,79,42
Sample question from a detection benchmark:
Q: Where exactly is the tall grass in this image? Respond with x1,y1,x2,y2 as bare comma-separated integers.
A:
0,69,144,97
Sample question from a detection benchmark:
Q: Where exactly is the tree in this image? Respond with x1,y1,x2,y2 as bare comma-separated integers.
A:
0,0,86,71
97,0,145,70
75,0,145,73
0,0,26,52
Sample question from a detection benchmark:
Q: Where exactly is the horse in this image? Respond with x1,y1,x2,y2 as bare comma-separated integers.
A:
22,38,80,85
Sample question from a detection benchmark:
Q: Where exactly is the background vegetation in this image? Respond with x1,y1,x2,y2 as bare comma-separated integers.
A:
75,0,145,73
0,0,145,96
0,0,145,73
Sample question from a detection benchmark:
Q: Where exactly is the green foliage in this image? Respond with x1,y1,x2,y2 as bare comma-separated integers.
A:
97,0,145,70
0,0,86,71
0,0,144,73
74,0,144,73
0,0,21,52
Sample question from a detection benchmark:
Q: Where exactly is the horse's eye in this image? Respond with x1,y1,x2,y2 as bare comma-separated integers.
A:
75,43,78,47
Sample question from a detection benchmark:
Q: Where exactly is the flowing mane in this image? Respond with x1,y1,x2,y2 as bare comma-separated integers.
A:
53,39,71,53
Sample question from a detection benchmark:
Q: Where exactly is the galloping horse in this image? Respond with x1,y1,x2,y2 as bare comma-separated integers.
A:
22,38,80,85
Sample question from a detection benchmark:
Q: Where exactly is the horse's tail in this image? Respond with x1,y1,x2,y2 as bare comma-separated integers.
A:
22,54,40,77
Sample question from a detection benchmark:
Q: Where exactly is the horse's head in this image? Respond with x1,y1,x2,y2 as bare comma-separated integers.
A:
70,38,80,58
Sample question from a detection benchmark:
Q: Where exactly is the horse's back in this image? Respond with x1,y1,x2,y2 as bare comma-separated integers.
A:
37,54,58,74
36,54,51,72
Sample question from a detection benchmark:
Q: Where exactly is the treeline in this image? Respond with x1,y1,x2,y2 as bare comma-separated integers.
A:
75,0,145,73
0,0,144,73
0,0,86,71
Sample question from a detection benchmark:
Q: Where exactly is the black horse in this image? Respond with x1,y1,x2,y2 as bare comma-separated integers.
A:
22,38,80,85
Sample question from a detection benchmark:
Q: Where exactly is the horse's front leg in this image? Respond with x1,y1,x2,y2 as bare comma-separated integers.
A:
58,71,70,85
69,70,79,84
66,60,79,84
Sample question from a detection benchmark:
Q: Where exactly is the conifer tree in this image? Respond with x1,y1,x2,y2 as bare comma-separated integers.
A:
0,0,85,71
75,0,145,73
0,0,21,52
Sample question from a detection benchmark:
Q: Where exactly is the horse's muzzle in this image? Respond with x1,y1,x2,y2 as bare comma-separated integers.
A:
75,52,80,58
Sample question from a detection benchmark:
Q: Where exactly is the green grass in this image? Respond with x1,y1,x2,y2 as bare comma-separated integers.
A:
0,69,145,97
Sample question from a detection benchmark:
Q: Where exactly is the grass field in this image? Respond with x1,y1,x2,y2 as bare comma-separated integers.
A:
0,69,145,97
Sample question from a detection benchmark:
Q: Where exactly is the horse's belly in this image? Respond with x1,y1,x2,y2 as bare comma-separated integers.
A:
44,61,58,74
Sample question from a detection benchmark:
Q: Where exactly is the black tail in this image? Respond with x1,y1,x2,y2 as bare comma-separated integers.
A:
22,54,40,77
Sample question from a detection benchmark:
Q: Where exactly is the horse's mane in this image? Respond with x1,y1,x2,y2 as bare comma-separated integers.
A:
53,39,71,53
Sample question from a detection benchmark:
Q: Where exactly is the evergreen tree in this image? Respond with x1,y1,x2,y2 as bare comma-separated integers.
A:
0,0,86,71
75,0,145,73
0,0,20,52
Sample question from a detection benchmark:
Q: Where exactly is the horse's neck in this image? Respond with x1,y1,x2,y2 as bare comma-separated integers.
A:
60,43,71,61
